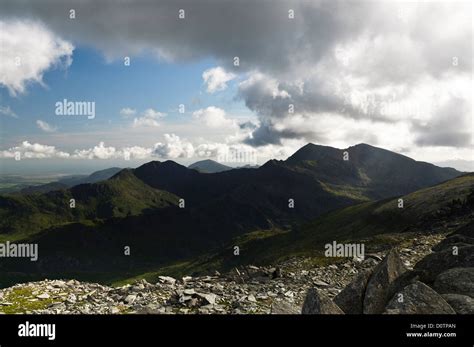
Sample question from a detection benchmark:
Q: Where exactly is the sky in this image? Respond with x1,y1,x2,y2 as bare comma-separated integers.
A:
0,0,473,174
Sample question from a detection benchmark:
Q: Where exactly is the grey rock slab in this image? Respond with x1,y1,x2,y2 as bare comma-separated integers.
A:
433,267,474,298
302,288,344,314
334,269,372,314
385,281,455,314
415,246,474,282
363,249,407,314
441,294,474,314
271,300,300,314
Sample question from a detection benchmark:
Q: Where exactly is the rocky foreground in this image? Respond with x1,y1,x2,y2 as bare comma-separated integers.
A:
0,226,473,314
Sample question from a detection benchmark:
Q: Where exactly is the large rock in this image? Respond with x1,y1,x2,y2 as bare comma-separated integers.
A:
433,267,474,298
334,269,372,314
384,281,455,314
363,249,407,314
302,288,344,314
441,294,474,314
450,221,474,238
414,246,474,282
432,234,474,252
271,300,300,314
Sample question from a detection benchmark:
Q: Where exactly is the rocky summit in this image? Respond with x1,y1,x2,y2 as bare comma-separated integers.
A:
1,232,459,315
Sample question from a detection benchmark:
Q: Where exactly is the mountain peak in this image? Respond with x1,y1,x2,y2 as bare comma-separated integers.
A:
286,143,342,163
188,159,231,173
136,160,186,171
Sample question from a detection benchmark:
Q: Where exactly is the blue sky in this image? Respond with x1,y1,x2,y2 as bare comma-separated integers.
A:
1,45,251,150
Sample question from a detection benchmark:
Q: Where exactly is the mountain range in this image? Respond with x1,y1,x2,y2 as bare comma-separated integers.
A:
0,143,470,287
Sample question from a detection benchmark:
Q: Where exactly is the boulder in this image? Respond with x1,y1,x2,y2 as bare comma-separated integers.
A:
450,221,474,238
384,281,455,314
363,249,407,314
432,234,474,252
433,267,474,298
271,300,300,314
441,294,474,314
334,269,372,314
302,288,344,314
414,246,474,282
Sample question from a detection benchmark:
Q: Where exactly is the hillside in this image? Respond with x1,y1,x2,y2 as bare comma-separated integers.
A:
284,143,461,199
172,173,474,274
0,169,179,239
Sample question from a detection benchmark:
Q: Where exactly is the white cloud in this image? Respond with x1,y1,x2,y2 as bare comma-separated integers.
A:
202,66,236,93
193,106,237,129
72,142,118,159
36,119,57,133
0,19,73,96
152,134,194,159
72,143,152,160
0,141,69,159
133,108,166,128
120,107,137,117
121,146,152,159
0,106,18,118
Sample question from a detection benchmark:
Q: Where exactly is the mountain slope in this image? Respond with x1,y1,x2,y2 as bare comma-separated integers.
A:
174,173,474,274
0,169,179,238
284,143,461,199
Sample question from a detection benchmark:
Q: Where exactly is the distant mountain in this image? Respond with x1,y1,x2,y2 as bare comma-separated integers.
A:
20,167,123,194
284,143,461,199
433,159,473,172
62,167,123,185
0,143,466,286
19,181,69,194
188,160,232,173
4,143,463,237
133,143,462,223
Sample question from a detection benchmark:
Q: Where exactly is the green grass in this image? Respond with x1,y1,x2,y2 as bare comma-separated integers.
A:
0,287,55,314
319,181,371,201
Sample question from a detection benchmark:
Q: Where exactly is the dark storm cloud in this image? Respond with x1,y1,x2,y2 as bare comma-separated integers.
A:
0,0,368,75
238,121,257,130
243,121,326,147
